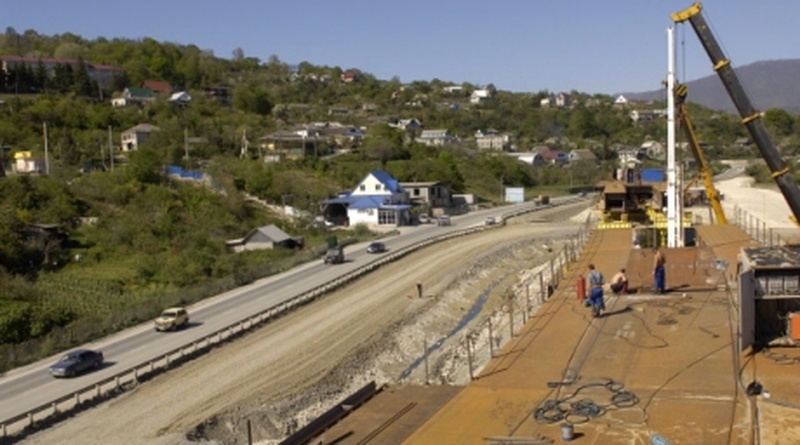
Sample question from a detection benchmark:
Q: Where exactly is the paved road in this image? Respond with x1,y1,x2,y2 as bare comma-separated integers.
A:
0,196,587,427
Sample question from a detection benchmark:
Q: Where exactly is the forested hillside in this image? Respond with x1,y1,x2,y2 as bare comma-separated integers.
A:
1,27,799,370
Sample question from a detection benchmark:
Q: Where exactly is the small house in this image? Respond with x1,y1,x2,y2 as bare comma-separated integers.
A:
226,224,302,252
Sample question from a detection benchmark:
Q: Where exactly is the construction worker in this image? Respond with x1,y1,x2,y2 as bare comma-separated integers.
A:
653,249,666,293
610,268,628,295
587,264,605,317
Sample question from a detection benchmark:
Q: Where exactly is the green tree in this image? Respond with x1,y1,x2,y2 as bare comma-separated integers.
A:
72,57,93,97
127,146,164,184
763,108,794,137
0,206,25,273
361,124,406,168
232,85,274,116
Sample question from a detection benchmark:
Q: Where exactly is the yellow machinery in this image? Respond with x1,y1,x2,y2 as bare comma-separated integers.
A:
674,83,728,224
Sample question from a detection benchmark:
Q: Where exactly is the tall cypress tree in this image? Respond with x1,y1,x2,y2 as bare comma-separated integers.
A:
72,57,92,97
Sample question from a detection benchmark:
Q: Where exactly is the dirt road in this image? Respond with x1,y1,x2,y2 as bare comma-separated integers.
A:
21,202,592,445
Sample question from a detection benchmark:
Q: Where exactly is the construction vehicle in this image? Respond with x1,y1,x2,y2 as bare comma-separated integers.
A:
323,246,344,264
672,2,800,225
673,83,728,224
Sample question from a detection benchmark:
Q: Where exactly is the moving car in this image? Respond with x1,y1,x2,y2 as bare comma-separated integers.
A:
437,215,451,226
49,349,104,378
154,307,190,332
484,216,496,226
366,242,386,254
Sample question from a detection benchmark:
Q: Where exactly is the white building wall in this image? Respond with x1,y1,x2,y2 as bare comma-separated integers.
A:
352,174,392,196
348,208,378,226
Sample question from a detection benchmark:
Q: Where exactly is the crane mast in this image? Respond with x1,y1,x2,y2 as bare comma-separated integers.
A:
672,2,800,224
674,84,728,224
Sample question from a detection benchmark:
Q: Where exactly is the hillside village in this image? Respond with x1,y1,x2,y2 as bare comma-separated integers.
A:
2,49,769,176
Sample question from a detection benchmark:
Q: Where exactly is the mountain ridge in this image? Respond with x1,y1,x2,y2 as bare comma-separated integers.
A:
621,59,800,114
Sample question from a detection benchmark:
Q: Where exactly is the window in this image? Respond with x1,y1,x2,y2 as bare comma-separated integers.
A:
359,185,366,191
378,210,397,225
375,184,381,191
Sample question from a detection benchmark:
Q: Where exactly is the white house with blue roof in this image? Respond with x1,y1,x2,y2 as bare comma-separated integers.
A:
321,170,412,227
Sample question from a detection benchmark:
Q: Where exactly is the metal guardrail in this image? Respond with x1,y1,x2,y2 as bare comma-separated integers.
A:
0,197,586,440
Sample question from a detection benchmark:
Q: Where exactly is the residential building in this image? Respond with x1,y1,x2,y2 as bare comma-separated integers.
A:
328,106,349,116
121,124,160,152
475,129,511,151
111,87,156,107
508,151,548,168
389,118,423,133
260,127,323,160
320,170,412,227
630,109,663,123
341,70,358,82
538,147,569,165
201,85,232,106
327,126,363,148
567,149,598,163
225,224,302,252
556,92,572,108
12,151,45,173
140,79,172,96
470,89,492,104
640,140,665,157
418,129,454,146
617,146,645,165
400,181,452,209
168,91,192,106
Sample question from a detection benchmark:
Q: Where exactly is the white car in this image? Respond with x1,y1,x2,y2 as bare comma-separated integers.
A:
485,216,496,226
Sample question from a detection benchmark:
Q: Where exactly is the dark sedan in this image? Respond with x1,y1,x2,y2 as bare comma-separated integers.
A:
49,349,104,378
366,242,386,254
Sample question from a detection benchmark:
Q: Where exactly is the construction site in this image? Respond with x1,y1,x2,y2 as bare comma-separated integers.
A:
275,3,800,444
13,3,800,445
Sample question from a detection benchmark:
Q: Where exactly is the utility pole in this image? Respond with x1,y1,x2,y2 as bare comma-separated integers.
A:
184,127,189,162
108,125,114,171
43,122,50,175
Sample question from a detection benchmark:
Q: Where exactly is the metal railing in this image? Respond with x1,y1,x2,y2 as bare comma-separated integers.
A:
730,204,795,247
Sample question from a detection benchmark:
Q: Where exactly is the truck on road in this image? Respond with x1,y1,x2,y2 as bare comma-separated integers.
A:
323,246,344,264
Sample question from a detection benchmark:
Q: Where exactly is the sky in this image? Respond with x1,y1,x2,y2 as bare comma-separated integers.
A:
6,1,800,95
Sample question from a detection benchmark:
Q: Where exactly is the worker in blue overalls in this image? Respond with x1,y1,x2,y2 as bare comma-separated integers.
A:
653,248,666,294
587,264,605,318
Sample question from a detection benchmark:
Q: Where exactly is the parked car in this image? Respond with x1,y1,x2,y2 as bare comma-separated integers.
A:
418,214,431,224
485,216,496,226
49,349,104,378
154,307,190,332
324,246,345,264
366,242,386,254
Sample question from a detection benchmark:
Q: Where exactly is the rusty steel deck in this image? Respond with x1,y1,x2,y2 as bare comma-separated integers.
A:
317,225,800,445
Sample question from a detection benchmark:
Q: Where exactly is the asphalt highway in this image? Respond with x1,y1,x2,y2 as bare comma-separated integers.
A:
0,196,585,426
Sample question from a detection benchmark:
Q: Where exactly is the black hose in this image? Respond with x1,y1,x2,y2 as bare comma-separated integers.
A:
533,378,638,425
